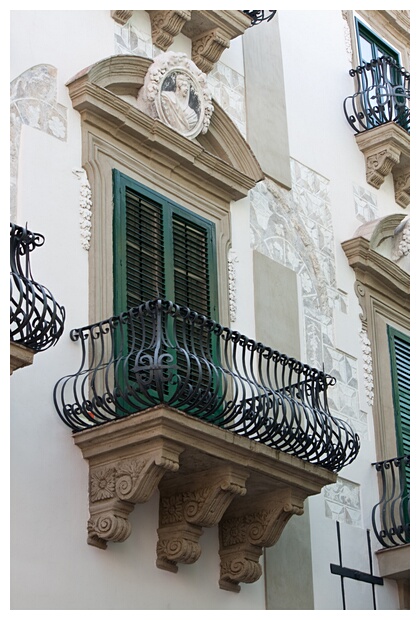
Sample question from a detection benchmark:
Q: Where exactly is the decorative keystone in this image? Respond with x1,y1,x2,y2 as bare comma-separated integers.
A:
157,467,248,572
218,489,305,592
355,122,410,207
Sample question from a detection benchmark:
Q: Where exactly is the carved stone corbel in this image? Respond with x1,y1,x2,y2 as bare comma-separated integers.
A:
365,147,401,189
157,467,248,572
354,123,410,204
148,10,191,50
110,11,134,25
218,488,305,592
81,442,184,549
394,169,410,208
192,30,230,74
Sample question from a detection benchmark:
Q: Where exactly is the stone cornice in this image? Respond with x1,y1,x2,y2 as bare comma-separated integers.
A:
342,235,410,306
357,10,410,47
74,405,336,590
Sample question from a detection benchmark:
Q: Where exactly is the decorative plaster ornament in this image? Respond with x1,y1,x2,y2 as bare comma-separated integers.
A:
137,51,214,139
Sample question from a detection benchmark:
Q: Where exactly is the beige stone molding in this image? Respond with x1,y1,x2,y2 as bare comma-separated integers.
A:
73,405,336,589
145,10,251,72
148,10,191,50
110,11,134,25
10,342,34,375
219,488,305,592
355,123,410,207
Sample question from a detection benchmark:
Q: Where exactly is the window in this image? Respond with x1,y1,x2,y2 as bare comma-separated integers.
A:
355,19,400,65
113,170,219,319
388,327,410,460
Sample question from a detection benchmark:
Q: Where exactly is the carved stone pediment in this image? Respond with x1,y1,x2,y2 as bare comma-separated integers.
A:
355,122,410,207
74,405,336,590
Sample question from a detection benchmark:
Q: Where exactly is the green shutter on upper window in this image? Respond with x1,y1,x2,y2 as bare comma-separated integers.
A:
388,328,410,460
172,212,211,317
125,188,165,306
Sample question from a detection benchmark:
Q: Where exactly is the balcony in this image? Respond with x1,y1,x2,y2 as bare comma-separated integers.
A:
372,455,410,602
54,299,360,591
344,57,410,207
10,223,65,374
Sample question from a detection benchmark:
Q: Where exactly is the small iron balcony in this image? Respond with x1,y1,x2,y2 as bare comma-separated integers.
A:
242,11,277,26
344,56,410,134
10,223,65,352
372,455,410,548
54,299,359,472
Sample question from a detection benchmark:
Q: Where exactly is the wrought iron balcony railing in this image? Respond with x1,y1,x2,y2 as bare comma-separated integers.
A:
10,223,65,351
372,455,410,548
344,56,410,134
54,299,360,472
242,11,277,26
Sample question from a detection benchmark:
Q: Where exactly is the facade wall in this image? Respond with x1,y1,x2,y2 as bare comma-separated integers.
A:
10,9,409,610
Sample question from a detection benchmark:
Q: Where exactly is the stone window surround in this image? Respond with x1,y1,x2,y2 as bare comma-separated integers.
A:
61,53,340,592
111,10,252,74
342,214,409,589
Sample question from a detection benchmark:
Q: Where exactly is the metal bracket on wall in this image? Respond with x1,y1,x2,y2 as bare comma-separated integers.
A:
330,521,384,610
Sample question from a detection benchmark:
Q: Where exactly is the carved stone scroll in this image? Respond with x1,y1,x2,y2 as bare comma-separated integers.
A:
192,30,230,74
157,467,248,572
148,10,191,50
218,489,305,592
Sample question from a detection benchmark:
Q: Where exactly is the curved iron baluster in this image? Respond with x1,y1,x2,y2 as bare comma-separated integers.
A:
344,56,410,134
53,299,360,472
10,223,65,351
371,455,410,548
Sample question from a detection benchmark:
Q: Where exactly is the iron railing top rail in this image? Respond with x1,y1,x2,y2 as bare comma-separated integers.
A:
344,55,410,134
10,222,65,351
54,299,360,472
372,454,410,548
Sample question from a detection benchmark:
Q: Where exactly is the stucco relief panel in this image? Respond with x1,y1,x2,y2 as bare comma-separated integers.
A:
10,64,67,221
324,478,362,527
208,61,246,137
250,160,367,440
114,20,153,58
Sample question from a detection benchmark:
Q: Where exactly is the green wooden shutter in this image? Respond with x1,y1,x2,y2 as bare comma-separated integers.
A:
388,327,410,459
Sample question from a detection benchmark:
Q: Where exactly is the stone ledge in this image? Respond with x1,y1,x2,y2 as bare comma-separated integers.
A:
376,543,410,580
10,342,35,375
74,405,336,591
355,123,410,207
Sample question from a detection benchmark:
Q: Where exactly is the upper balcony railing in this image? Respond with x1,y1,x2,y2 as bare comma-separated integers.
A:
344,56,410,134
242,10,277,25
54,299,360,472
10,223,65,351
372,454,410,548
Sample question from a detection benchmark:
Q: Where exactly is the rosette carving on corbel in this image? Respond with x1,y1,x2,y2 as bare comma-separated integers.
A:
156,467,248,573
86,445,183,549
218,489,305,592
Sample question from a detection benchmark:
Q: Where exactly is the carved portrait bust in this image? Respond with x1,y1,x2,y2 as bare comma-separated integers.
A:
137,52,213,139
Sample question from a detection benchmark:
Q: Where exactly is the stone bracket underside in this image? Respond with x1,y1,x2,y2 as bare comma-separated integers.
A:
111,10,251,73
10,342,35,375
355,123,410,208
74,405,336,591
